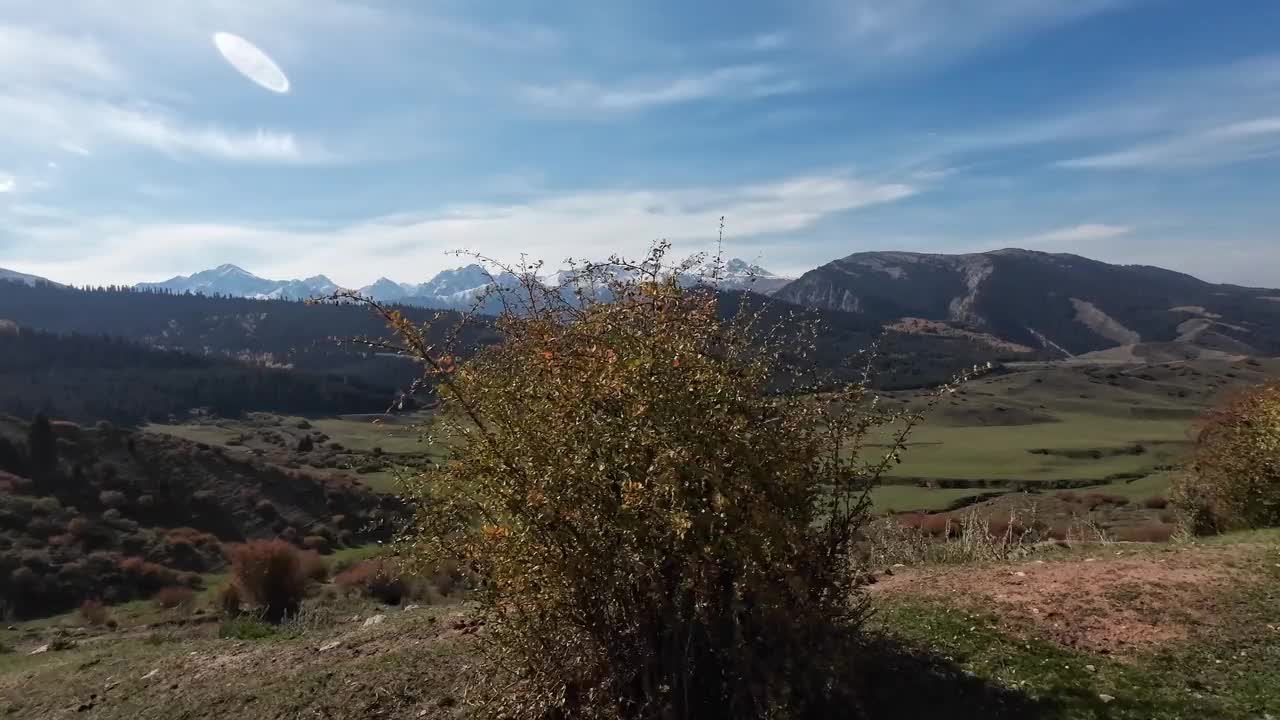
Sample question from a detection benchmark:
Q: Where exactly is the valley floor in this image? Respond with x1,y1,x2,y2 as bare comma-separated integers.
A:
4,532,1278,719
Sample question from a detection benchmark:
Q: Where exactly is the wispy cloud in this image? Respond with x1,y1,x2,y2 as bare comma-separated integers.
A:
1023,223,1133,246
1058,116,1280,169
825,0,1133,62
0,23,123,87
5,172,919,286
520,64,803,113
0,174,14,193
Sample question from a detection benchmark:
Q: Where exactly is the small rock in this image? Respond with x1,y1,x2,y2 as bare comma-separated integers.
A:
141,669,160,681
892,563,906,568
1033,560,1046,564
30,644,50,655
1098,694,1115,704
1085,665,1096,673
5,625,15,631
363,614,386,628
1012,571,1027,578
1084,558,1097,563
319,641,341,652
402,604,421,612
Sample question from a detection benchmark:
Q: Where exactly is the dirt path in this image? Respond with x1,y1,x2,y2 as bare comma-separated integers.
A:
870,542,1276,655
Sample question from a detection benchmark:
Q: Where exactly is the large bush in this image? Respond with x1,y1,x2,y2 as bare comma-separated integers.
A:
359,245,932,719
1173,381,1280,533
227,539,308,623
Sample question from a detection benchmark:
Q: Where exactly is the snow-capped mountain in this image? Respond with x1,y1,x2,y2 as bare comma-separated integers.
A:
358,278,415,303
136,265,339,300
708,258,790,294
0,267,59,287
133,258,789,310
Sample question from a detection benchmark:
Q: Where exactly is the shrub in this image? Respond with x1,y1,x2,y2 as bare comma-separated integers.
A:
154,586,196,610
216,583,242,617
298,550,329,583
219,616,277,640
356,245,943,718
301,535,331,555
228,539,308,623
334,558,409,605
79,598,108,626
1142,496,1169,510
1173,381,1280,533
98,490,128,509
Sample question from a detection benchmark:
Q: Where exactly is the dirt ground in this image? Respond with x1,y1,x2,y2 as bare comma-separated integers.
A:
870,542,1274,656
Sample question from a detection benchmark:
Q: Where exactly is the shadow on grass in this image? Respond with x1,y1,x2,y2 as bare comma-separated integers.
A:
851,634,1059,719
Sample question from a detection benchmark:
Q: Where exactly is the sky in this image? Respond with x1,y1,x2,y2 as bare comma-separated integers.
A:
2,0,1280,288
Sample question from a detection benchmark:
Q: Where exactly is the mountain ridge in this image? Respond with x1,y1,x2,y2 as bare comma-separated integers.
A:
774,248,1280,357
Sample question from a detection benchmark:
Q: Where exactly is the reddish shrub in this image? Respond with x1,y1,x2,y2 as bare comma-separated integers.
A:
299,550,329,583
1115,523,1177,543
229,539,308,622
1053,491,1079,503
79,598,108,626
1159,510,1177,524
154,586,196,610
1142,496,1169,510
119,556,145,574
335,559,407,605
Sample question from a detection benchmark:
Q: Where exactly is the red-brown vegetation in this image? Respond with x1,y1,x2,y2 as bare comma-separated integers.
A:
1142,496,1169,510
154,585,196,610
228,539,309,622
78,598,108,626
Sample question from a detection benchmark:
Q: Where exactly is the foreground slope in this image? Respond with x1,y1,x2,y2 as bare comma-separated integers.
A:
3,534,1276,718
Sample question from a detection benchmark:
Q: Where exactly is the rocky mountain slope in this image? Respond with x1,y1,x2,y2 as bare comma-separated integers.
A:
776,249,1280,357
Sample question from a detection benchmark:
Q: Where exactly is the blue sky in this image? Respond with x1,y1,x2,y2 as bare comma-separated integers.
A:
2,0,1279,288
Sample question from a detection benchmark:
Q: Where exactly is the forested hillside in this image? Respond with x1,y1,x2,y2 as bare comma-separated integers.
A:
0,326,397,423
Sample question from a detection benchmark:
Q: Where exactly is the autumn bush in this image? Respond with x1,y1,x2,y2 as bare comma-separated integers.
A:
1173,381,1280,533
1142,496,1169,510
78,598,108,626
154,585,196,610
334,558,409,604
351,244,940,719
227,539,308,622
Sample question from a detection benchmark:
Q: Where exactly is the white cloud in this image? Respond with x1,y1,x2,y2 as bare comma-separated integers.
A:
520,65,802,112
1058,116,1280,169
99,106,318,162
0,87,332,164
0,174,14,193
5,172,918,286
1022,223,1133,246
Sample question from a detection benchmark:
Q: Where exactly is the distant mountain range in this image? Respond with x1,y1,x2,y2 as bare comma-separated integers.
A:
6,248,1280,361
128,259,791,310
